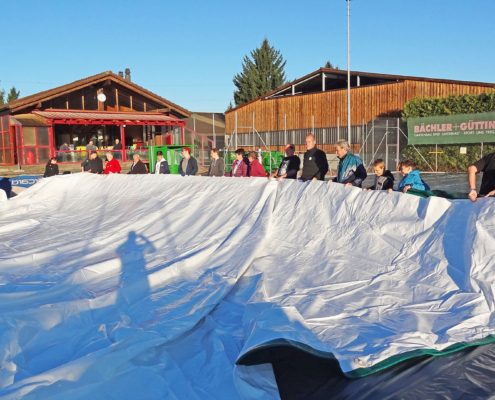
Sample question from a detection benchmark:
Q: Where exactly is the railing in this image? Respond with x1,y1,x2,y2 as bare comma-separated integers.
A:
55,150,124,163
124,149,149,162
183,127,213,166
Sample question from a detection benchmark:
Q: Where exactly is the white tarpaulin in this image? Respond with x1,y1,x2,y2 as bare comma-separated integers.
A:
0,174,494,398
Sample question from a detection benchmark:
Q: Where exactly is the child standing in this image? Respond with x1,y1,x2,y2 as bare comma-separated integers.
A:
363,159,394,191
388,159,429,194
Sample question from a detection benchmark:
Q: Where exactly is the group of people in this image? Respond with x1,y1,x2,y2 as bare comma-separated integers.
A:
43,134,495,202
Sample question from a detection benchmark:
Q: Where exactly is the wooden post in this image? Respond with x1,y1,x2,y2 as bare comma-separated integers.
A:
121,125,126,162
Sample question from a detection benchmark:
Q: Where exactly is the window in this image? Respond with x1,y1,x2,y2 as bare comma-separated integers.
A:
0,116,14,165
19,126,52,165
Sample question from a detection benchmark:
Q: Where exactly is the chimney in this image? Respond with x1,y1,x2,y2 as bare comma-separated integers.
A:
118,71,124,78
125,68,131,81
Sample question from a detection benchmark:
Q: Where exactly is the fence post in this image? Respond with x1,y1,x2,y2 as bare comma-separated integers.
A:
337,117,340,138
253,112,255,150
212,113,216,148
481,142,484,158
372,119,375,161
396,118,400,170
202,137,204,166
435,144,438,172
385,120,389,169
284,114,287,146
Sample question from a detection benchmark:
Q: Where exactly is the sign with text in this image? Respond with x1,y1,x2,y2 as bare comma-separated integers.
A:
407,111,495,145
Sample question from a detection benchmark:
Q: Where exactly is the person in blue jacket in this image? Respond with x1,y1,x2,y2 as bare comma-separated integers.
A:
388,158,429,194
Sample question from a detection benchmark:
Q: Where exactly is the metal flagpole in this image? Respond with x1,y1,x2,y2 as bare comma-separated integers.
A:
347,0,351,145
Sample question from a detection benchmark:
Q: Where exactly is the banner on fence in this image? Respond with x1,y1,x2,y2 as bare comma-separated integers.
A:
407,111,495,145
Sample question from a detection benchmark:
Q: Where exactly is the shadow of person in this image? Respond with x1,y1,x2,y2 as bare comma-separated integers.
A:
115,231,157,312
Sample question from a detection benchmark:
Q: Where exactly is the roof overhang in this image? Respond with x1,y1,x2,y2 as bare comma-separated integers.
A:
33,110,186,126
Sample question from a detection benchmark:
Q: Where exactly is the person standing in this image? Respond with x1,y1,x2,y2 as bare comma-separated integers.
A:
86,140,96,151
329,139,367,187
154,151,170,174
81,153,92,172
468,151,495,201
104,152,122,174
248,151,266,177
300,135,328,182
128,154,147,174
43,157,59,178
204,148,224,177
178,147,198,176
113,138,122,150
225,149,249,177
89,151,104,174
269,143,300,181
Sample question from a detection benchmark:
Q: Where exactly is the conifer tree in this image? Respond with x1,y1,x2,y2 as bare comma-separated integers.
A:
6,87,20,103
233,38,287,107
324,61,340,69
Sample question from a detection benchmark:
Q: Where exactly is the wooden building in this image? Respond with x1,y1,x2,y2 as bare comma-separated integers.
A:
0,71,213,167
225,68,495,142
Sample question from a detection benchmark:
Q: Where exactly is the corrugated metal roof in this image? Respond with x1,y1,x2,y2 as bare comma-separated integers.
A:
10,113,50,127
33,110,182,122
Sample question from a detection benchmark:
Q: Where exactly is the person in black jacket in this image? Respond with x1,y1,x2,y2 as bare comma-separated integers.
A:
154,151,170,174
178,147,198,176
128,154,148,174
113,138,122,150
363,159,394,191
43,157,59,178
89,151,104,174
300,135,328,182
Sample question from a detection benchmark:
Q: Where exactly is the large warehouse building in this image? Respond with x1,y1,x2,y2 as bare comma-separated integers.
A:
225,68,495,169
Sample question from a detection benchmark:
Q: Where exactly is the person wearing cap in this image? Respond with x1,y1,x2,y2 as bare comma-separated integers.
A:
154,151,170,174
178,147,198,176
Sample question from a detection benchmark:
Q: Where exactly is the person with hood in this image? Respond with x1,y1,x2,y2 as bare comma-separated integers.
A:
43,157,59,178
178,147,198,176
225,149,248,177
154,151,170,174
128,154,147,174
363,159,394,191
248,151,266,177
388,158,429,194
329,139,367,187
89,151,104,174
104,152,122,174
300,135,328,182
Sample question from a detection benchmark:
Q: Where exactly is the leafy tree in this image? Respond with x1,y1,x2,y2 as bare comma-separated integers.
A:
6,87,20,103
233,38,287,107
324,61,340,69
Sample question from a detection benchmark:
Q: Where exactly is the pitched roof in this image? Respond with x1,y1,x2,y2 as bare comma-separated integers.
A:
1,71,191,117
10,114,50,127
226,68,495,114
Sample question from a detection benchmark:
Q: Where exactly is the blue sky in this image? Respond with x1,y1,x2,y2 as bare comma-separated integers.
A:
1,0,494,113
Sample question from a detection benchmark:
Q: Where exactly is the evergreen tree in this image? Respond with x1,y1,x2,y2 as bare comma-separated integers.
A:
226,101,234,112
324,61,340,69
6,86,20,103
0,89,4,106
233,38,287,107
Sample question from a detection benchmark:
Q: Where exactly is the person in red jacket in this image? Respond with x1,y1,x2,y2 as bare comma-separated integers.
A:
225,149,248,177
104,152,122,174
248,151,267,177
